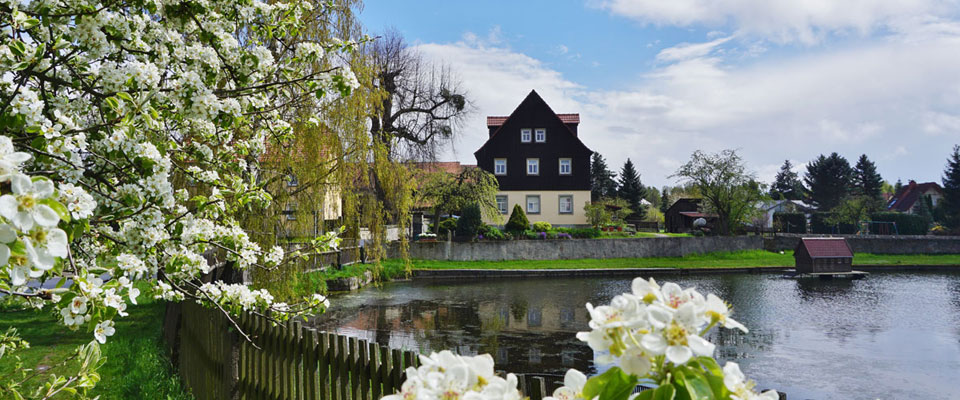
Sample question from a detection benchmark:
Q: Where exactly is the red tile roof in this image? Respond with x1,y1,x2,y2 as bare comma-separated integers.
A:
486,116,509,126
886,181,943,212
799,238,853,258
412,162,474,175
556,113,580,124
485,113,580,127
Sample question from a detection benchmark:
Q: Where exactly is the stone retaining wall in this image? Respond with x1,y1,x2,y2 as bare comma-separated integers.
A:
766,234,960,254
389,236,763,261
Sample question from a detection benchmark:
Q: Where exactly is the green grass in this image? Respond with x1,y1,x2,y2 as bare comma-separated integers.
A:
381,250,960,270
0,285,192,399
293,261,410,295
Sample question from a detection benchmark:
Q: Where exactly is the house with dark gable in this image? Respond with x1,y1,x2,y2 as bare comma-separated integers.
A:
474,90,593,227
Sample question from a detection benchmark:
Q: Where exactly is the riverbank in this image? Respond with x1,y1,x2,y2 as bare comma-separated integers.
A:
381,250,960,270
0,286,192,399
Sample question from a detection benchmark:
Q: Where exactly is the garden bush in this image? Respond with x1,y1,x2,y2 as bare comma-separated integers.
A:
773,212,807,233
456,203,483,237
505,204,530,233
869,212,930,235
477,224,507,240
531,221,552,232
810,212,857,234
437,218,458,235
555,227,602,238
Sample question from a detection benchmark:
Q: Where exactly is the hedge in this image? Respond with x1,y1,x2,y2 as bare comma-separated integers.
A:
868,212,930,235
809,212,857,234
772,212,806,234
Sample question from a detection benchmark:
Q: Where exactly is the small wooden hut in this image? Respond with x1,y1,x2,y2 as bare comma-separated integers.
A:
794,238,853,273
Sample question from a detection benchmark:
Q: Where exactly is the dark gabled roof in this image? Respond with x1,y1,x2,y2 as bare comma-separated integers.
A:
796,238,853,258
886,181,943,212
474,90,592,157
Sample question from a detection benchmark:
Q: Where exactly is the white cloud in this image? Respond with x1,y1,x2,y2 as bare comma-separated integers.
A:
655,36,733,62
597,0,960,44
416,32,960,187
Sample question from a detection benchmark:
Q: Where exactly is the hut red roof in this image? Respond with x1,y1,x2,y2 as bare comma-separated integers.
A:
798,238,853,258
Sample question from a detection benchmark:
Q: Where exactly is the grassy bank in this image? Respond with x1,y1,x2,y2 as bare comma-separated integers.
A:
381,250,960,270
0,287,192,399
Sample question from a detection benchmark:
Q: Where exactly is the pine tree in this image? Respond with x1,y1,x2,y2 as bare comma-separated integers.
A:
589,152,618,201
804,152,853,210
942,145,960,228
852,154,883,203
894,179,903,195
659,186,671,214
770,160,804,200
617,158,646,218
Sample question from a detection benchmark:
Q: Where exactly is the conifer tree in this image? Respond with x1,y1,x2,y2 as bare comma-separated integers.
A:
852,154,884,205
804,153,853,210
617,158,646,218
659,187,671,214
942,145,960,228
590,152,618,201
505,204,530,233
770,160,804,200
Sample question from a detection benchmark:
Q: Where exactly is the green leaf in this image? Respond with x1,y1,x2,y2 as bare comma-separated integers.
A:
652,383,676,400
633,390,655,400
22,18,40,30
33,42,45,59
582,367,638,400
117,91,134,103
674,368,714,400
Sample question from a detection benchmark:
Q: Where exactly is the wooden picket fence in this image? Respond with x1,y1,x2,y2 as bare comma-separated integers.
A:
167,302,557,400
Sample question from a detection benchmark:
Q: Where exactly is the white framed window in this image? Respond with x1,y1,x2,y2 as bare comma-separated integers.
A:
496,195,508,214
287,173,298,187
559,195,573,214
494,158,507,175
526,195,541,214
521,128,532,143
535,128,546,142
526,158,539,175
285,202,297,220
559,158,572,175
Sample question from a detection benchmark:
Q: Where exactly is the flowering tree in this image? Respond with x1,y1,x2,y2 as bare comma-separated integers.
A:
387,278,778,400
0,0,359,396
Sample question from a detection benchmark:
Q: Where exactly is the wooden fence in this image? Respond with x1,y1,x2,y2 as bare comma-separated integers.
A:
165,302,558,400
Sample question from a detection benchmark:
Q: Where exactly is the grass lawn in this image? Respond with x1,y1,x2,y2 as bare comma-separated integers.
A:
0,286,192,399
381,250,960,270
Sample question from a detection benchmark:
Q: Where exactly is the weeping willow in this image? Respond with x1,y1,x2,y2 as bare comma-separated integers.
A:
243,0,415,301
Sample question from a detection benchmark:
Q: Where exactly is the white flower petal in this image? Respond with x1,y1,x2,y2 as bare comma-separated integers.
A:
32,204,60,227
641,333,667,354
665,345,693,365
0,195,18,220
45,228,69,257
0,243,8,265
687,335,716,356
33,179,55,198
0,224,16,243
14,211,34,231
9,174,31,194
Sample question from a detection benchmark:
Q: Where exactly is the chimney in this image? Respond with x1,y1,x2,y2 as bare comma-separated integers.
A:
908,180,917,188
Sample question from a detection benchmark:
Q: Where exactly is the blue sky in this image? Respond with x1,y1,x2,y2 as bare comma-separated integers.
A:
360,0,960,188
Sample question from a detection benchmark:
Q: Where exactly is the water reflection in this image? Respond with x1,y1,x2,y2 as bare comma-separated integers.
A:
313,272,960,400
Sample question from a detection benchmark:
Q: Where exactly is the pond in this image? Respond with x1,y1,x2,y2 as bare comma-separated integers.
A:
312,271,960,400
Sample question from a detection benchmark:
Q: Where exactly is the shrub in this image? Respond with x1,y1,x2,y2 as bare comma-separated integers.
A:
556,227,601,238
505,204,529,233
437,218,458,236
456,203,484,237
478,225,506,240
869,212,931,235
531,221,552,232
810,212,856,234
773,212,806,233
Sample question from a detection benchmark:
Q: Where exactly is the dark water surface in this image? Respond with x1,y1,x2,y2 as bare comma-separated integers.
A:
312,272,960,400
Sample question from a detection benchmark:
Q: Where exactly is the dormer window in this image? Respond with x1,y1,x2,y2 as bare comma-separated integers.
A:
494,158,507,175
559,158,572,175
521,129,532,143
535,128,546,142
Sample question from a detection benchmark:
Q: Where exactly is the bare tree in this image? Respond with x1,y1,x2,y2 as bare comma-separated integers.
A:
368,29,469,161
